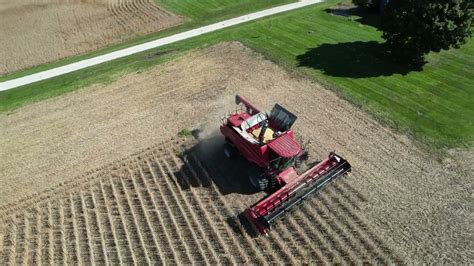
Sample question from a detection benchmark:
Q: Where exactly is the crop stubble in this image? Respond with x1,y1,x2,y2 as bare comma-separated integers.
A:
0,42,471,263
0,137,401,264
0,0,182,74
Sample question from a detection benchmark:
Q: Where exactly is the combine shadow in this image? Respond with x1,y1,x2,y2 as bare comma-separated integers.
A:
173,130,263,236
174,130,258,196
297,41,424,78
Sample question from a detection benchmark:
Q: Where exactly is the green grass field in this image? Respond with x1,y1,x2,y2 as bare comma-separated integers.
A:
156,0,294,21
1,0,472,149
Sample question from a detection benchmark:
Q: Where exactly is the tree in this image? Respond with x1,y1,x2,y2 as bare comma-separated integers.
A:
380,0,473,62
353,0,380,11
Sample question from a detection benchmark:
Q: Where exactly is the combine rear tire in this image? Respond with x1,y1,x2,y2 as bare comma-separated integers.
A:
223,143,236,159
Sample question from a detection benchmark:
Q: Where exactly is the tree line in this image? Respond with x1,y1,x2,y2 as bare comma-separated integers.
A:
354,0,473,63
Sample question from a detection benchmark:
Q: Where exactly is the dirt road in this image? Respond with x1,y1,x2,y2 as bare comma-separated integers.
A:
0,0,182,75
0,42,471,263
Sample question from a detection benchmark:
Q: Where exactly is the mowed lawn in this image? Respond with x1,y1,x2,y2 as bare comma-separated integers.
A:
1,0,472,148
156,0,295,21
231,1,474,148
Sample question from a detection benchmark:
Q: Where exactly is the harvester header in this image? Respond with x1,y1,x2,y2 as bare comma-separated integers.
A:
245,153,351,235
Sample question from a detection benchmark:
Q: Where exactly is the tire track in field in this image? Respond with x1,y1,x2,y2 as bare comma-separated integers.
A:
150,158,209,263
176,152,269,264
1,217,16,265
156,156,232,264
133,0,164,23
123,0,150,26
116,0,143,30
161,154,245,263
0,137,401,264
184,152,289,264
108,0,179,32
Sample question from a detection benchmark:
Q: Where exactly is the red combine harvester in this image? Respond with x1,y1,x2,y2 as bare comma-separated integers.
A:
220,95,352,235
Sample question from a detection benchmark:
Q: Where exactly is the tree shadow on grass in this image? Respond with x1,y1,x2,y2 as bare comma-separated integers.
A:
297,41,424,78
326,5,382,29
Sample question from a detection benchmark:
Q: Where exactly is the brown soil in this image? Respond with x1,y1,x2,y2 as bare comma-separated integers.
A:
0,42,471,263
0,0,182,75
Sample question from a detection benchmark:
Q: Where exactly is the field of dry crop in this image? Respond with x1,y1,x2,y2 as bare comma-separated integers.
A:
0,0,182,74
0,137,402,264
0,42,471,263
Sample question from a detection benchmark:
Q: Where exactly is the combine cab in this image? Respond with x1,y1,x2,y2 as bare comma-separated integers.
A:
220,95,352,235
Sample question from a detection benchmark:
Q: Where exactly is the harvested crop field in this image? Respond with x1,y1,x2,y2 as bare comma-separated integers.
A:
0,0,182,74
0,138,401,264
0,42,471,263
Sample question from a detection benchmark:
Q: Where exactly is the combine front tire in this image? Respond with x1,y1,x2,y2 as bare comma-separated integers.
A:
248,166,268,191
249,175,269,191
295,151,309,168
223,143,236,159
